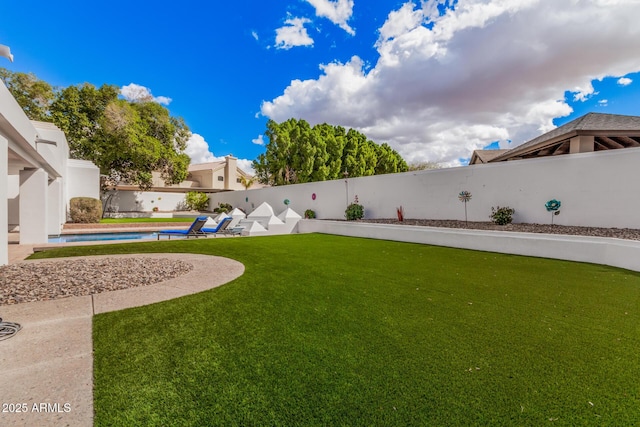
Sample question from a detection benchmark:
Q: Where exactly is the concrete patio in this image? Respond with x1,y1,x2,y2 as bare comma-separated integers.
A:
0,253,245,427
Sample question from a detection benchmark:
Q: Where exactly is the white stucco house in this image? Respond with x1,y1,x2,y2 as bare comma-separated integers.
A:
1,79,100,265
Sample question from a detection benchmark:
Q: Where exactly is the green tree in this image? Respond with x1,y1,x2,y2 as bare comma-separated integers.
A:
253,118,407,185
316,123,345,179
1,68,191,190
50,83,120,159
375,143,406,174
95,99,189,189
0,68,54,121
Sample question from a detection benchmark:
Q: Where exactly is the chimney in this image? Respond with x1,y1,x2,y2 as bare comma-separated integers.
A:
224,155,237,190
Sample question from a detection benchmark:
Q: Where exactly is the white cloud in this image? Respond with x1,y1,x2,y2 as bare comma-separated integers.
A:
275,17,314,49
598,99,609,106
306,0,355,35
262,0,640,166
618,77,633,86
120,83,172,105
185,133,218,164
185,133,256,175
378,2,424,42
252,30,259,41
252,135,265,145
236,159,256,175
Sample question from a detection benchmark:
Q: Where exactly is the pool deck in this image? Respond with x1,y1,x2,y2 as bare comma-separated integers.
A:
7,223,223,264
59,222,190,234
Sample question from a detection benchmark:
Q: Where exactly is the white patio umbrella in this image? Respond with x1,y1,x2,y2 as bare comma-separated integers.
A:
0,44,14,62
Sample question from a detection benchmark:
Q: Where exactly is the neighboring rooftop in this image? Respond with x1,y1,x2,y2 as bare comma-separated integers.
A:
468,149,510,165
113,155,264,192
470,112,640,165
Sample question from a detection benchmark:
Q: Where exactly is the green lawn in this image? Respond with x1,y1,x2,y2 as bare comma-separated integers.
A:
100,217,196,223
30,234,640,426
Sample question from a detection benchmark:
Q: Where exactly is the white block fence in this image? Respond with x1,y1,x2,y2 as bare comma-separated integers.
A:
209,147,640,229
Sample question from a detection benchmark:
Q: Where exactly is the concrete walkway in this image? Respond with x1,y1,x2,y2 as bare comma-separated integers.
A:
0,253,245,427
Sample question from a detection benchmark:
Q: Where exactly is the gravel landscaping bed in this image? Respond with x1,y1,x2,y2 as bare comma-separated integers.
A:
0,257,193,305
360,219,640,241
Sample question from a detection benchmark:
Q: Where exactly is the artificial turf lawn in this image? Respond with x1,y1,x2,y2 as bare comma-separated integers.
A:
30,234,640,425
99,217,195,223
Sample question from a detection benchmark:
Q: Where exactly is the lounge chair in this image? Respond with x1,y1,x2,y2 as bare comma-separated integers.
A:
157,216,209,240
202,217,232,236
225,226,245,236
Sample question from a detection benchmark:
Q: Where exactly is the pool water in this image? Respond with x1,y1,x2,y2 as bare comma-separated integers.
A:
48,232,160,243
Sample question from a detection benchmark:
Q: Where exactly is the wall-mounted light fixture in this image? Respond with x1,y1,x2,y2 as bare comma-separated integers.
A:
35,138,57,146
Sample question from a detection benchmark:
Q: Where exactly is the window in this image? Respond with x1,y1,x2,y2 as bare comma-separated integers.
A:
236,178,242,183
218,176,224,181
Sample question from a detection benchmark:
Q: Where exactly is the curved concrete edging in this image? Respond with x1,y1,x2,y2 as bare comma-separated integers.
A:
0,253,244,427
298,220,640,272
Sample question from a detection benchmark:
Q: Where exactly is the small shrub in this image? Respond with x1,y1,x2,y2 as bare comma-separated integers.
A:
396,206,404,222
213,202,233,214
490,206,515,225
345,195,364,221
304,209,316,219
69,197,102,223
185,191,210,211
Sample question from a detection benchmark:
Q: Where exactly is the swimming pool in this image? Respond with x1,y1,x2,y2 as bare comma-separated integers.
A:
48,231,160,243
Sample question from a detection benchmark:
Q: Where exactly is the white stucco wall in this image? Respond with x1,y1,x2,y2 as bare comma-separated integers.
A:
209,147,640,229
33,122,69,178
66,159,100,200
0,136,7,265
103,190,189,213
7,175,19,229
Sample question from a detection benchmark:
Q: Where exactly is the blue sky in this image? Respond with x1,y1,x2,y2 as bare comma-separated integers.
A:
2,0,640,171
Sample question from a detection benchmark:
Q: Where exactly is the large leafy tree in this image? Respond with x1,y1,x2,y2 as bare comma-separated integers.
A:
0,68,54,121
1,67,190,189
50,83,120,159
253,118,407,185
94,99,190,189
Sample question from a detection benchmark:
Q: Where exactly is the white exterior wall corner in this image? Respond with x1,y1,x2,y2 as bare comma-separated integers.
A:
0,135,8,265
66,160,100,200
47,178,64,235
32,122,69,177
19,168,48,244
210,148,640,229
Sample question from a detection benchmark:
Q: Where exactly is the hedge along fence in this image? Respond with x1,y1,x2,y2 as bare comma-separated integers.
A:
208,148,640,229
69,197,102,223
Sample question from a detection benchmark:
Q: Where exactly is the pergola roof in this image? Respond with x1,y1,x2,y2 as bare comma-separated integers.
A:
487,113,640,162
